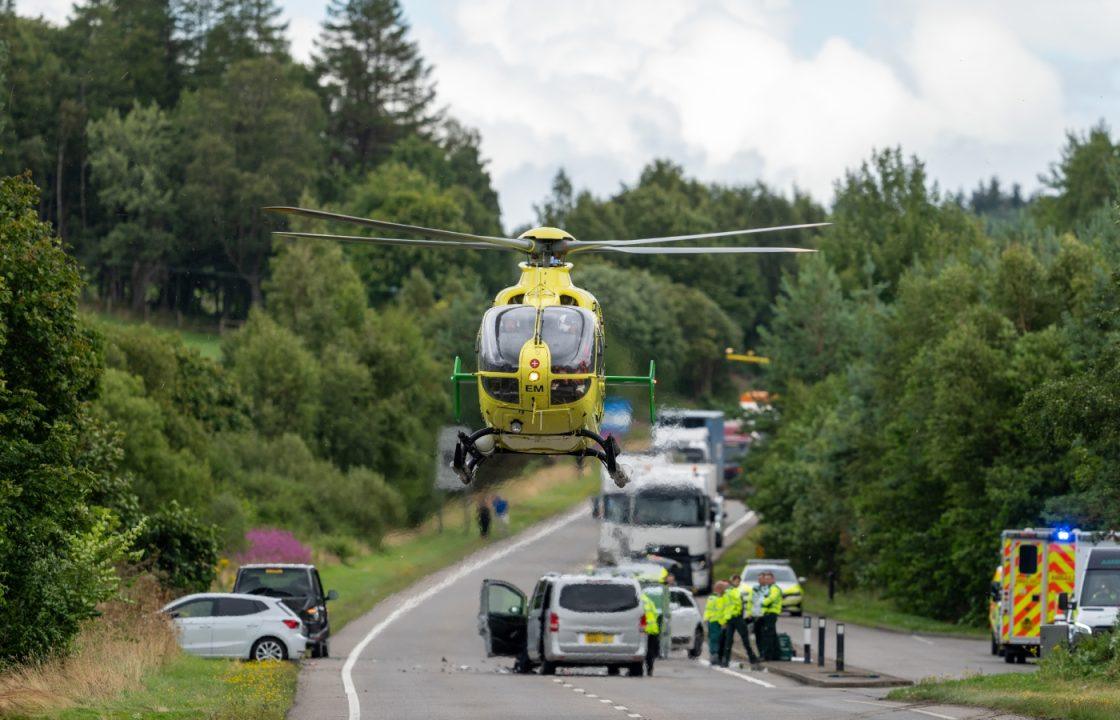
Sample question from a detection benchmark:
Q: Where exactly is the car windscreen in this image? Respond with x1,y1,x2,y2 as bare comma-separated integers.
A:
632,493,704,527
236,568,313,598
478,305,535,372
540,307,595,374
558,583,638,612
744,566,797,583
1082,570,1120,606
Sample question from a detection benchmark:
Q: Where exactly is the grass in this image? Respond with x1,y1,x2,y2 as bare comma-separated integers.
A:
711,523,984,637
323,460,600,629
83,309,224,360
889,672,1120,720
45,656,298,720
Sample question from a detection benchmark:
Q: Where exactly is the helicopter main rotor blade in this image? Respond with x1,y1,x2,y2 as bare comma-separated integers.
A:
588,245,816,255
264,206,533,252
273,231,505,251
568,222,830,252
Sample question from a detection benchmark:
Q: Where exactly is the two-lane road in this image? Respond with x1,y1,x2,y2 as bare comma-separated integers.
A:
290,503,1029,720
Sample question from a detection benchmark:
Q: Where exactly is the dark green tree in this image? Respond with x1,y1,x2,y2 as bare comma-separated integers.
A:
0,174,131,660
314,0,437,173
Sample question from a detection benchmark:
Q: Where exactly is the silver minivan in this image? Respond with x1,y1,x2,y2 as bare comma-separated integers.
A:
479,573,648,676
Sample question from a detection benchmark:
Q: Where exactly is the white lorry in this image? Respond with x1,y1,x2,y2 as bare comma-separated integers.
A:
1064,531,1120,640
597,456,718,594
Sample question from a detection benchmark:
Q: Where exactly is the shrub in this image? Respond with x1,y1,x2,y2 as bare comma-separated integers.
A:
236,528,312,565
319,535,361,565
135,501,219,592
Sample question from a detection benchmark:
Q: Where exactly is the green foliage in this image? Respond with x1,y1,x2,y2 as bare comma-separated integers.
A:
315,0,437,173
223,310,321,440
1037,123,1120,231
749,146,1120,624
0,173,131,661
134,501,218,593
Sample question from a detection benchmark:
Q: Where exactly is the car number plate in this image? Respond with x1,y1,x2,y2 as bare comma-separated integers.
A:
582,633,614,644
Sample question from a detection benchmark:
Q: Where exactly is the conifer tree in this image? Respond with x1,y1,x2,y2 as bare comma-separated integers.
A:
314,0,437,173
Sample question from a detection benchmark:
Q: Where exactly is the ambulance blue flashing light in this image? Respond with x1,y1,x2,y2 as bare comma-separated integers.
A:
1056,529,1072,541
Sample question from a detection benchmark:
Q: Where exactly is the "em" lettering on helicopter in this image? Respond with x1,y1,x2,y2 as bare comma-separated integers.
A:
524,384,544,393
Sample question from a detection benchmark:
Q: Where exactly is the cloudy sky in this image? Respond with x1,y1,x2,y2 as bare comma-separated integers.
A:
19,0,1120,228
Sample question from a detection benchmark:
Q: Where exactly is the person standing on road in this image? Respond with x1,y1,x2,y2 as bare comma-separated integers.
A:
720,574,760,667
492,494,509,535
641,591,661,676
705,581,728,665
755,571,783,660
477,498,491,538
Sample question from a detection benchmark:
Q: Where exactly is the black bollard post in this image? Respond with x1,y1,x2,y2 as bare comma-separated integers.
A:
828,570,836,603
817,616,826,667
836,622,845,672
802,616,812,664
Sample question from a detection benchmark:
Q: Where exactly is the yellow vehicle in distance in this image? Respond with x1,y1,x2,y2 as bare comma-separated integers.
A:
743,559,805,616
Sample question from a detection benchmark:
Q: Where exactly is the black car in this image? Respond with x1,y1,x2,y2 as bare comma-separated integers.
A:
233,563,338,658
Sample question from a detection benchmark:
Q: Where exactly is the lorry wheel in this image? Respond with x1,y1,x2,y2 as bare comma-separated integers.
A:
1004,648,1016,664
1015,652,1026,664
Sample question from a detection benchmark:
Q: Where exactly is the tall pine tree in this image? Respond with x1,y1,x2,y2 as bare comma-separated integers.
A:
314,0,437,175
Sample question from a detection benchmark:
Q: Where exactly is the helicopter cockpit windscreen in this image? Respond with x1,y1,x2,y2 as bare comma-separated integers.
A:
541,307,595,374
479,305,536,372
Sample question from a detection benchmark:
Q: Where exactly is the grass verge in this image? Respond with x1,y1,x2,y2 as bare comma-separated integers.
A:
324,461,599,629
889,672,1120,720
83,310,223,360
711,522,983,637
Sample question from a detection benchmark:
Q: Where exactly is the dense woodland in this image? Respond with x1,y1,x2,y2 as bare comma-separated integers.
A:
2,0,1120,662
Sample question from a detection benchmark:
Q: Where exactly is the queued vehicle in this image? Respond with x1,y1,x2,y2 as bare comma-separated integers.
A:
742,559,805,616
162,593,307,661
232,563,338,658
479,573,649,676
643,584,704,658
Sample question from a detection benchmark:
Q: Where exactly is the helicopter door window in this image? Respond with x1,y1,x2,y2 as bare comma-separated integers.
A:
541,307,595,374
479,305,536,372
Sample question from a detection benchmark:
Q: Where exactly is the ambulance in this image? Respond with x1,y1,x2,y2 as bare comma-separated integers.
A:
992,528,1076,663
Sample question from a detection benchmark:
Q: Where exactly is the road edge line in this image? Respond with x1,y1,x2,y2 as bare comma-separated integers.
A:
341,504,587,720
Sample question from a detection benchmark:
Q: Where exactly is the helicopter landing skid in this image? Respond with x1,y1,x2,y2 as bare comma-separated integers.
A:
450,427,628,488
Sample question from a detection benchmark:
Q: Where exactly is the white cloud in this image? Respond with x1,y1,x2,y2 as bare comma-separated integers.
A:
413,0,1080,227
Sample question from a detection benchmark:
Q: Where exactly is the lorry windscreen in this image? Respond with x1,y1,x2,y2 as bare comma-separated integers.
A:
602,494,629,523
632,493,704,527
1082,570,1120,606
559,583,638,612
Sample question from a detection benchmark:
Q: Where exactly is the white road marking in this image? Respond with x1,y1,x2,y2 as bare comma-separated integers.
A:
586,693,598,698
600,698,613,704
911,710,955,720
699,658,775,688
613,706,628,711
723,509,758,537
628,715,642,719
910,634,936,646
341,506,586,720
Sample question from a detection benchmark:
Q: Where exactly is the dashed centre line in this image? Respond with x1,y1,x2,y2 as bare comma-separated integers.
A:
550,677,646,719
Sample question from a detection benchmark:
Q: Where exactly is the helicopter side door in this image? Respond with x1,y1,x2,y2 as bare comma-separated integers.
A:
478,579,528,657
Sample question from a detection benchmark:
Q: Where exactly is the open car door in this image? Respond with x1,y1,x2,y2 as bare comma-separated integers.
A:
478,579,528,657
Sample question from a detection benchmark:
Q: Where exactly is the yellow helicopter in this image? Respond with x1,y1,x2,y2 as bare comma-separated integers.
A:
264,206,825,487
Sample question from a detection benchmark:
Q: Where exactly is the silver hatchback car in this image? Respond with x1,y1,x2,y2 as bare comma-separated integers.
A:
479,573,648,676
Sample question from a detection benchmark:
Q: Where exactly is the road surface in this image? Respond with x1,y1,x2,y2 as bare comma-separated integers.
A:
290,499,1030,720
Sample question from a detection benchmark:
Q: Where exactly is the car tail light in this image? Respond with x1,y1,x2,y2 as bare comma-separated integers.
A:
548,612,559,633
640,614,647,631
282,619,300,629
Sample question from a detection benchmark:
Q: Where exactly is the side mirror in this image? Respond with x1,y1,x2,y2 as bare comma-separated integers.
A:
327,589,339,602
1058,593,1068,612
798,576,807,584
